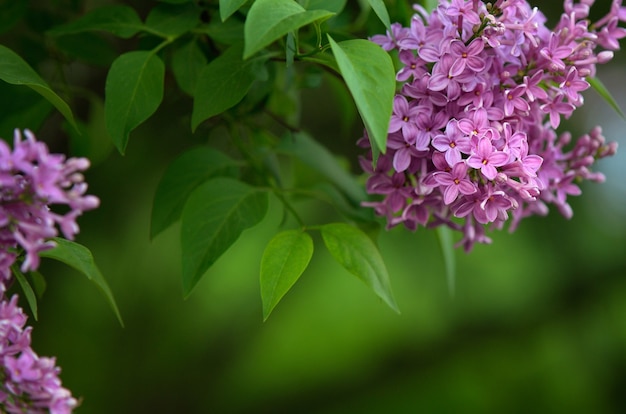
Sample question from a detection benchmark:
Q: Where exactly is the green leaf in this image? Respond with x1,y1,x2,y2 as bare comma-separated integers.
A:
27,271,47,299
277,131,366,206
301,52,340,74
327,36,395,153
422,0,439,13
200,18,244,45
0,45,78,131
144,3,199,38
105,51,165,154
39,238,123,326
172,38,208,96
181,178,268,296
65,96,114,167
243,0,335,59
366,0,391,31
310,183,374,223
12,266,39,321
303,0,347,13
0,83,53,140
151,147,239,239
260,230,313,320
321,223,399,313
220,0,249,21
588,76,626,120
191,44,268,131
159,0,192,3
55,32,117,67
47,5,144,39
436,226,456,297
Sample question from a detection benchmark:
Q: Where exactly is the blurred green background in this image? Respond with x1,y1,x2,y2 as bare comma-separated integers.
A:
2,0,626,413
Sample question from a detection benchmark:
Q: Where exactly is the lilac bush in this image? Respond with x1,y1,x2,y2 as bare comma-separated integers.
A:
0,129,99,413
362,0,622,251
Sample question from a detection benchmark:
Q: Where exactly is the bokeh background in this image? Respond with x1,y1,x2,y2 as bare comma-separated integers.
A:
2,0,626,413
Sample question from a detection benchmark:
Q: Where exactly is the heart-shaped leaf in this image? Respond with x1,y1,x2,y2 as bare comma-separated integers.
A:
39,238,123,326
0,45,77,131
181,178,268,296
47,5,144,38
151,146,239,239
220,0,249,21
244,0,334,59
144,3,199,38
321,223,399,313
366,0,391,31
277,132,366,206
171,39,207,96
192,44,268,130
104,51,164,154
327,36,395,153
260,230,313,320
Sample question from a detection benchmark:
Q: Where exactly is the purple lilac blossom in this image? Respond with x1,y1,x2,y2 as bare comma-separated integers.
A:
0,129,99,291
362,0,621,251
0,129,97,412
0,295,78,413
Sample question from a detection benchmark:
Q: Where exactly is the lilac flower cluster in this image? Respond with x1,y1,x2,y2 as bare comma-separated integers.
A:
0,295,77,413
0,129,99,292
0,129,99,412
361,0,621,250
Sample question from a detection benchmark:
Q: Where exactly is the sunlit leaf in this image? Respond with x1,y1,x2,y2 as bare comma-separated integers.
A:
151,147,239,239
589,76,626,120
321,223,399,313
144,2,199,38
192,44,268,131
260,230,313,320
220,0,249,21
243,0,334,59
47,5,144,39
0,45,77,131
172,38,207,96
105,51,165,154
12,266,39,321
277,131,366,206
181,178,268,296
39,238,123,326
366,0,391,31
436,226,456,297
327,37,395,153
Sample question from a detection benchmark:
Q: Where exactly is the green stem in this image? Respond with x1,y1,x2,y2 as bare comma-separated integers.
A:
272,187,306,227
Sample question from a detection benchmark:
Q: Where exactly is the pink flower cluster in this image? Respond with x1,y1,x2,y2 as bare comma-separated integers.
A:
0,296,77,413
361,0,621,250
0,129,98,412
0,129,99,291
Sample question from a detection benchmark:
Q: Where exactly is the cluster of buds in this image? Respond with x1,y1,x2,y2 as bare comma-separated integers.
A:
361,0,622,250
0,129,98,412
